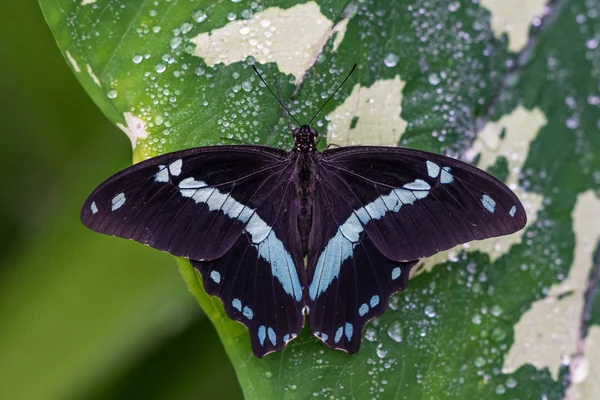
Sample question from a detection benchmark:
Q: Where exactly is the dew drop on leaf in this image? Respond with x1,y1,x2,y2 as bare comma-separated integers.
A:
383,53,399,67
387,320,403,343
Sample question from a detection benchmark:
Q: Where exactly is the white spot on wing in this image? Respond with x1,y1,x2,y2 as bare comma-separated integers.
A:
403,179,431,191
267,327,277,345
358,303,369,317
90,202,98,214
344,322,353,341
258,326,266,346
168,159,182,176
111,193,126,211
232,298,242,311
210,270,221,283
154,166,169,183
481,194,496,213
391,267,401,280
509,205,517,217
426,161,440,178
334,327,343,343
440,167,454,184
242,306,253,320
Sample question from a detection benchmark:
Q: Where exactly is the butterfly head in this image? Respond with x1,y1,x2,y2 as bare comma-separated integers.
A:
293,125,318,153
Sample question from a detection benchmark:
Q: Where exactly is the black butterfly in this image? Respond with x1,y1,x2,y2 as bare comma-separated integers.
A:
81,66,526,357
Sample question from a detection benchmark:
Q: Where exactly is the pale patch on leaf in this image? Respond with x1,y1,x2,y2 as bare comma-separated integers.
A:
480,0,547,52
65,51,80,73
567,326,600,399
190,2,339,84
81,0,97,4
503,191,600,379
415,106,546,275
117,113,149,150
326,76,407,146
86,64,101,87
332,18,349,52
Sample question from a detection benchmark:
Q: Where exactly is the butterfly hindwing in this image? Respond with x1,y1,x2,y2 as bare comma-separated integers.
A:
306,146,526,352
307,179,417,351
191,169,306,357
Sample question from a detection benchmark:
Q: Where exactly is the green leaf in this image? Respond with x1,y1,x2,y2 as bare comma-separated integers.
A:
40,0,600,398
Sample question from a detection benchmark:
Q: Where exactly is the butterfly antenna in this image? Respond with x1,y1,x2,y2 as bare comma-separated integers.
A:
308,63,357,126
252,65,301,127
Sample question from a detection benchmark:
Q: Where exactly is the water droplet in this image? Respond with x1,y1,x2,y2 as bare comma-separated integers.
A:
193,10,207,23
241,9,253,19
240,26,250,35
471,314,482,324
383,53,399,67
376,345,388,359
505,377,517,389
170,36,183,49
195,67,205,76
490,305,503,317
586,38,598,50
107,89,118,99
424,305,436,318
132,54,143,64
264,371,273,378
181,22,192,34
491,327,506,342
474,356,486,368
260,19,271,28
428,73,440,86
566,115,580,129
227,12,237,21
495,385,506,395
387,320,403,343
364,328,377,342
154,115,164,125
155,63,166,73
448,1,460,12
242,81,253,92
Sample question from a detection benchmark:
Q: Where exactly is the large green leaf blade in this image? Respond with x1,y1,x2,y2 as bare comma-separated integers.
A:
40,0,600,398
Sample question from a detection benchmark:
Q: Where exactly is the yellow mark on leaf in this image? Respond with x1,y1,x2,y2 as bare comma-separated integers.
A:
326,76,407,147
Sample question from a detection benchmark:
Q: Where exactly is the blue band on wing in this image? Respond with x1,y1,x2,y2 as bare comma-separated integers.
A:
178,178,303,301
308,179,431,300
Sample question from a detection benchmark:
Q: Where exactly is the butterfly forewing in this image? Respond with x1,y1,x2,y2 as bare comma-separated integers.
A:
81,146,291,261
318,146,526,262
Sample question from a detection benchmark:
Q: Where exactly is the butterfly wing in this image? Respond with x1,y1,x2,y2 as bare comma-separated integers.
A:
191,170,305,356
307,146,526,352
81,145,305,357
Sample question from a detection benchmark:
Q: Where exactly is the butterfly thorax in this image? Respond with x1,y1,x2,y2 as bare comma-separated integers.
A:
293,125,318,153
292,149,319,255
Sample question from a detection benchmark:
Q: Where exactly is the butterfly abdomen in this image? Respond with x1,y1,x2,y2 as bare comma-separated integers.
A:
296,153,315,256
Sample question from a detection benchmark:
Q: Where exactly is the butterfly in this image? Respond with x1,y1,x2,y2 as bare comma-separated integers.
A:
81,65,526,357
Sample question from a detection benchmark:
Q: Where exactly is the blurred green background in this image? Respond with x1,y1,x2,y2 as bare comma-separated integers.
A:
0,2,242,399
